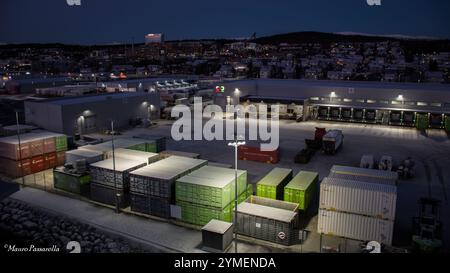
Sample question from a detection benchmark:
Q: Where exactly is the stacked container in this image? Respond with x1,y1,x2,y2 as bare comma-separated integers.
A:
175,165,248,226
54,166,91,195
112,148,160,164
0,131,68,178
256,168,293,200
318,166,398,245
159,150,200,159
89,158,147,208
78,138,153,160
65,149,104,166
284,171,319,211
235,195,299,246
129,156,208,218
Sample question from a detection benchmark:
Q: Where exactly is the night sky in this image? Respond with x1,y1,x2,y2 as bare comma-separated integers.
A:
1,0,450,44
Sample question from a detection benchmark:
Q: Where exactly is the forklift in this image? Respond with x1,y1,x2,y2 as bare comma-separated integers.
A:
412,198,443,253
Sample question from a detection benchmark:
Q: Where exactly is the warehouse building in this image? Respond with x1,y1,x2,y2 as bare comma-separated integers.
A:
24,92,160,136
215,79,450,129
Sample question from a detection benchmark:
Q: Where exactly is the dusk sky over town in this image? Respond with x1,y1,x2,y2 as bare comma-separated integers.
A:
1,0,450,44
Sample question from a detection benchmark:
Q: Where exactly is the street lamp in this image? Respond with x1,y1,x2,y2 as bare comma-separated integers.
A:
397,95,404,105
330,91,337,103
228,137,245,254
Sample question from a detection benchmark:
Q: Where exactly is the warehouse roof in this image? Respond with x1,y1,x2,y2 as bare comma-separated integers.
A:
236,202,297,223
29,92,154,106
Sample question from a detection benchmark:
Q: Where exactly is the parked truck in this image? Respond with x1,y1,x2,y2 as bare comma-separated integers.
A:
322,130,344,155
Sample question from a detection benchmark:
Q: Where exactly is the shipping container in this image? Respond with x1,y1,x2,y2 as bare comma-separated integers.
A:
246,195,299,212
178,200,234,226
188,166,248,197
65,149,104,165
235,200,299,246
238,145,279,164
53,167,90,194
159,150,200,159
317,209,394,245
202,220,234,252
43,137,56,154
284,171,318,210
256,168,293,200
31,155,45,173
90,158,147,190
90,183,129,208
130,192,171,218
322,130,343,154
0,157,31,177
330,165,398,185
328,172,397,186
130,156,208,199
319,177,397,220
44,152,57,169
176,168,247,209
56,151,65,166
133,135,166,152
0,137,31,160
111,148,160,164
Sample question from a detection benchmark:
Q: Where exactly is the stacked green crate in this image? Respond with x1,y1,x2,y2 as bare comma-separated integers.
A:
415,113,429,130
256,168,293,200
445,115,450,132
284,171,318,211
189,166,248,195
55,135,68,152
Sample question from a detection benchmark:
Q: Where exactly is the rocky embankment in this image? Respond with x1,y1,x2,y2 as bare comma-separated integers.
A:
0,199,148,253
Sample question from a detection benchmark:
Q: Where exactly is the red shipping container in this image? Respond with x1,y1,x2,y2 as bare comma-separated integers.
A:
56,151,65,167
0,157,31,177
31,155,45,173
44,152,57,169
0,140,31,160
238,145,279,164
43,137,56,154
28,139,44,157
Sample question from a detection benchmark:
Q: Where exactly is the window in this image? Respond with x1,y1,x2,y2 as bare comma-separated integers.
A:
391,101,400,105
343,98,352,102
366,99,376,104
417,102,428,106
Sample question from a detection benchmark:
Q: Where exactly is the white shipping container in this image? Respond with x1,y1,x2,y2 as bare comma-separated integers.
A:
331,165,398,182
317,209,394,245
65,149,104,165
110,148,160,164
320,177,397,220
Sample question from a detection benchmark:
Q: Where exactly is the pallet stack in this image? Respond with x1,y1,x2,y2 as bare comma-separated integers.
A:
175,165,249,226
0,131,67,178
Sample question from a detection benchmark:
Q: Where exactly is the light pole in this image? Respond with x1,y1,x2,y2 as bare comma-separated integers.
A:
111,120,120,214
15,111,25,187
228,134,245,254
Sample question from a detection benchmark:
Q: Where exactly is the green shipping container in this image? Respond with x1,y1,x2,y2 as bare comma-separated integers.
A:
53,169,90,194
127,143,147,152
284,171,318,211
256,168,293,200
445,115,450,132
188,166,248,196
55,135,68,152
246,183,254,197
176,168,247,209
415,113,429,130
178,191,247,226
